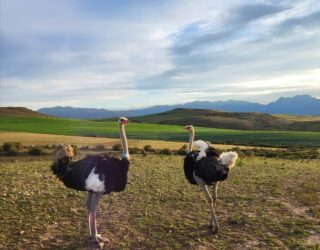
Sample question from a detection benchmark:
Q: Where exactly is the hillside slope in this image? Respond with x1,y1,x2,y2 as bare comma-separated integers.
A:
0,107,49,118
130,108,320,132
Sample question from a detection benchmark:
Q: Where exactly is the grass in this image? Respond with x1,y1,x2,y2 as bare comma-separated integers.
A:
1,116,320,147
0,153,319,249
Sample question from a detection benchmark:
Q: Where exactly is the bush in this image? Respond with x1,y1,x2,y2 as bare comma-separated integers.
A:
5,148,18,156
3,142,22,152
181,144,188,150
28,147,44,156
143,145,153,152
141,149,147,156
129,147,141,154
177,147,187,156
160,148,173,155
112,144,122,151
96,144,105,150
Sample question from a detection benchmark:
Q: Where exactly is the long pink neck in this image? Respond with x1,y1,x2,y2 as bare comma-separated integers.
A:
187,128,195,153
119,123,130,160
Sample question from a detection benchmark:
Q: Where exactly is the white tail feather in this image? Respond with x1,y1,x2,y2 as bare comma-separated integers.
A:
220,151,238,169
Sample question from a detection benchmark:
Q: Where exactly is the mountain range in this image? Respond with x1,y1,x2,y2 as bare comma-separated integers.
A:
37,95,320,119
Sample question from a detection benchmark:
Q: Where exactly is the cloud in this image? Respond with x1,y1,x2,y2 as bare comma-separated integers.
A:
0,0,319,109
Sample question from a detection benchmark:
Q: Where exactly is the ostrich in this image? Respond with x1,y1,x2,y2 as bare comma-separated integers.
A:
183,125,238,234
51,117,130,246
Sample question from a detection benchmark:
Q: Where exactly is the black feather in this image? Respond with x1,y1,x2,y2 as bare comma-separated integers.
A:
51,154,130,193
183,147,229,186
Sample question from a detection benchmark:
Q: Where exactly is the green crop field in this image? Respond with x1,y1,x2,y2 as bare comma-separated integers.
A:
0,116,320,147
0,154,319,249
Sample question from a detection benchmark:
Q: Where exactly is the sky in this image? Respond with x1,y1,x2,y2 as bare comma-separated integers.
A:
0,0,320,110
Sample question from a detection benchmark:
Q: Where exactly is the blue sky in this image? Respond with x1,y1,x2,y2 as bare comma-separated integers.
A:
0,0,319,110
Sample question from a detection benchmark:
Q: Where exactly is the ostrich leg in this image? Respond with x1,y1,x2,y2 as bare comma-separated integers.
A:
86,191,94,236
87,192,109,244
193,173,219,234
211,182,219,234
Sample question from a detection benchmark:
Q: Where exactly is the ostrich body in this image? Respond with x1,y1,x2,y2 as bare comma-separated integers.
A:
52,117,130,246
183,125,238,233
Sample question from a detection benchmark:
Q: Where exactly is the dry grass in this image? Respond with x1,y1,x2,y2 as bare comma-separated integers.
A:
0,153,319,249
0,131,279,150
274,114,320,122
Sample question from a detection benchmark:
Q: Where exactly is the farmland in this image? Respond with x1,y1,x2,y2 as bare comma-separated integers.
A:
0,153,319,249
0,116,320,147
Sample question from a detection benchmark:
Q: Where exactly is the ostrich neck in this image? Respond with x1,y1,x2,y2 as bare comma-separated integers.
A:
119,124,130,161
187,129,195,153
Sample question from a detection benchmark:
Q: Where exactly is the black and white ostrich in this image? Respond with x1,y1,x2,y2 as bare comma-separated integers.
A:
51,117,130,246
183,125,238,234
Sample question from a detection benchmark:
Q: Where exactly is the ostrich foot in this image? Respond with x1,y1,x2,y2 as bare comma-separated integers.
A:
96,234,110,243
89,234,110,244
211,226,219,234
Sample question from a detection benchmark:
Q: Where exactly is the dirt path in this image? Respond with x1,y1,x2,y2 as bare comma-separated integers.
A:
279,200,320,224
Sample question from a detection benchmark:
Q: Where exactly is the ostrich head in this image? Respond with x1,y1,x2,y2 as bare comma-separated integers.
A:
184,125,194,131
53,144,74,166
118,117,129,125
219,151,238,170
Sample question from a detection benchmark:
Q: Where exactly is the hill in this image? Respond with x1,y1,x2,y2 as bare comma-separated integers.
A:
0,107,48,118
129,108,320,132
37,106,120,119
37,95,320,119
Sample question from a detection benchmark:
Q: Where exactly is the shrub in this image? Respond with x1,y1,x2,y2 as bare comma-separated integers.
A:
143,145,153,152
28,147,44,156
112,144,122,151
177,147,187,156
3,142,22,152
181,144,188,150
141,149,147,156
96,144,105,150
129,147,141,154
5,148,18,156
160,148,173,155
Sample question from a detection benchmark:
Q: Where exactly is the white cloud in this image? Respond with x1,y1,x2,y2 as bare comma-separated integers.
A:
0,0,319,109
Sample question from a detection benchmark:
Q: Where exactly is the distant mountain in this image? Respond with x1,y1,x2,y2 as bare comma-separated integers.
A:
0,107,48,118
263,95,320,115
130,108,320,132
37,95,320,119
37,106,120,119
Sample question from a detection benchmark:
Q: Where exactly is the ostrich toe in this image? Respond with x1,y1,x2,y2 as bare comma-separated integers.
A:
96,234,110,243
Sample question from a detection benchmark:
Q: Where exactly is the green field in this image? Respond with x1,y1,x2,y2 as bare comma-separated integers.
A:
1,153,319,249
0,116,320,147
